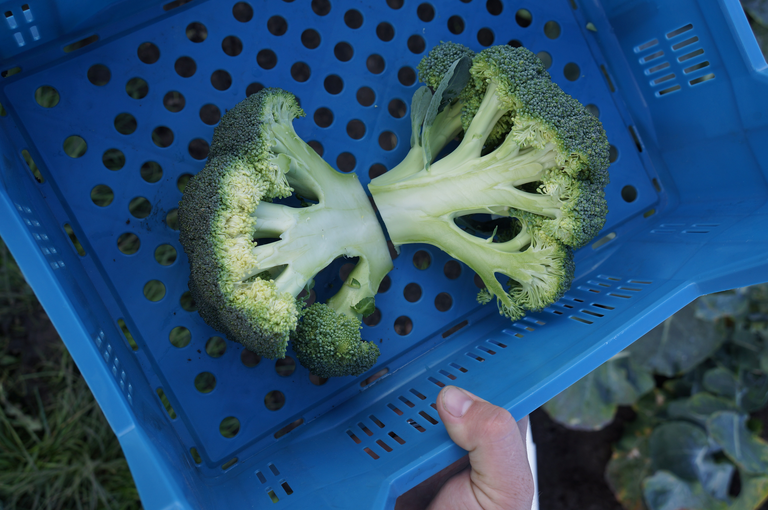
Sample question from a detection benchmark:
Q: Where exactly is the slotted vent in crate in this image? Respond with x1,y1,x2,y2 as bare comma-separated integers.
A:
635,22,716,96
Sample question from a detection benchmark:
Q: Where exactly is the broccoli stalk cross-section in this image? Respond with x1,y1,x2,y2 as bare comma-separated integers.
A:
368,43,610,321
179,88,391,376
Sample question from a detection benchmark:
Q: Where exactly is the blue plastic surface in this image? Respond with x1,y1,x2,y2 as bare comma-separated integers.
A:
0,0,767,508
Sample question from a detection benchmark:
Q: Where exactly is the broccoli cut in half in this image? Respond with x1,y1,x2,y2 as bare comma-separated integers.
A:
368,43,610,321
179,88,391,376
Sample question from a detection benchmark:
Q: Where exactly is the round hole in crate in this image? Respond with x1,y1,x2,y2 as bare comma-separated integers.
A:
188,139,210,160
141,161,163,183
145,280,167,302
448,16,464,35
220,417,240,437
233,2,253,22
621,185,637,203
515,9,532,27
394,316,413,336
206,336,226,357
413,250,431,270
363,308,381,326
211,70,232,90
63,135,87,158
152,126,174,148
369,163,386,179
398,66,416,86
175,56,196,77
154,244,177,265
324,74,343,94
314,107,333,128
102,149,125,171
334,42,353,62
408,35,426,54
275,357,296,377
417,3,434,21
246,82,264,96
367,54,385,74
337,152,356,172
138,42,160,64
90,184,113,207
186,22,208,43
195,372,216,393
387,0,403,9
347,120,366,140
199,104,221,125
339,262,356,282
126,77,149,99
129,197,151,219
290,62,311,82
222,35,242,57
344,9,363,29
379,274,392,293
477,28,494,47
241,349,261,367
35,86,59,108
379,131,397,151
435,292,453,311
564,62,581,81
586,104,600,117
117,233,140,255
114,112,137,135
486,0,503,14
178,174,192,193
609,144,619,163
537,51,552,70
311,0,331,16
357,87,375,106
301,29,321,49
265,391,286,411
388,99,406,119
404,283,422,303
180,291,198,312
444,260,461,279
309,374,328,386
376,22,395,42
544,20,561,39
163,91,185,113
169,326,190,347
166,209,180,231
87,64,110,86
267,16,288,36
307,140,323,156
508,39,524,48
257,49,277,70
474,273,486,289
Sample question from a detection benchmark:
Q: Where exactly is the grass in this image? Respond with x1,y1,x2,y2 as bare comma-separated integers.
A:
0,239,141,510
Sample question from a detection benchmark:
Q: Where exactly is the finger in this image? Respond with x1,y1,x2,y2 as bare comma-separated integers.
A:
433,386,534,510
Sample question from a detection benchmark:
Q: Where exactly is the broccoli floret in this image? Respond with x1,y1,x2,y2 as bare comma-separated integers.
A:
179,88,391,374
293,303,381,378
368,44,609,320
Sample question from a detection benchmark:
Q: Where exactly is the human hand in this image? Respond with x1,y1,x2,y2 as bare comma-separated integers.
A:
395,386,534,510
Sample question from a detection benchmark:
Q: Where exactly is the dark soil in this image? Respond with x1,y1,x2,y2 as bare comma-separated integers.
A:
532,407,637,510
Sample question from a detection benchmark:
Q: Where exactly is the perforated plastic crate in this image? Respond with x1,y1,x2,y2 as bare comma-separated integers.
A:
1,0,767,508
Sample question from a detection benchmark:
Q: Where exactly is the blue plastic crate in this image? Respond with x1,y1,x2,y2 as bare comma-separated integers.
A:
1,0,767,507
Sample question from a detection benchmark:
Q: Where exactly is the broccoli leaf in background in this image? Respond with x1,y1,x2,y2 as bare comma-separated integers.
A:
410,86,432,148
695,290,750,322
643,471,728,510
708,411,768,474
422,55,472,169
667,392,740,427
628,303,727,377
704,367,740,399
648,421,709,481
543,355,654,430
606,430,654,510
743,0,768,26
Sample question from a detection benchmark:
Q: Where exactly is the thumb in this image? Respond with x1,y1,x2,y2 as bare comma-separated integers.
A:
434,386,534,509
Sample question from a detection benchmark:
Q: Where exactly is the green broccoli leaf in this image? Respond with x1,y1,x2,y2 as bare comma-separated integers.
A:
410,86,432,148
707,411,768,474
351,296,375,317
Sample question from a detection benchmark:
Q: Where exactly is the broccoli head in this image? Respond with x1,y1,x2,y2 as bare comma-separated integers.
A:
179,88,392,374
368,43,609,320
